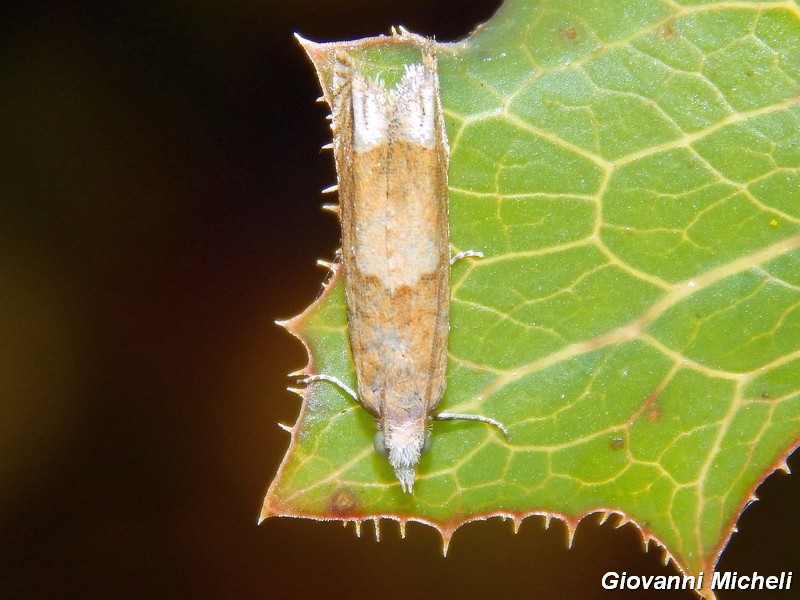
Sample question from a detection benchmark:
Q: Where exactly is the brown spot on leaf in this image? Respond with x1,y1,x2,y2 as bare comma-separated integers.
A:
659,23,675,39
647,405,662,422
328,488,360,516
642,389,662,422
563,26,577,41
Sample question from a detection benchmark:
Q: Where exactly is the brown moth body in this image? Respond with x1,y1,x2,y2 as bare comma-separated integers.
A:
298,35,508,493
331,49,449,492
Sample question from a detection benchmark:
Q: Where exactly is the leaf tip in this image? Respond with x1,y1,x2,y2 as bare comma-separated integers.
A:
275,315,301,337
441,533,452,556
294,32,323,61
293,32,312,47
257,494,278,525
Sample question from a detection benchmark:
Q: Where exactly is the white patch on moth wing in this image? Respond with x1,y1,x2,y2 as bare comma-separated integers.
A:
387,232,439,287
391,63,437,148
351,74,390,151
355,211,439,290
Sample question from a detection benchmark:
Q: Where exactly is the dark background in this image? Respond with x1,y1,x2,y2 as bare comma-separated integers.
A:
2,2,798,599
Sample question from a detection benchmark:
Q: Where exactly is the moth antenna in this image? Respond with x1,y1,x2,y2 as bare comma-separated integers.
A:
450,249,484,264
434,411,510,439
300,374,359,404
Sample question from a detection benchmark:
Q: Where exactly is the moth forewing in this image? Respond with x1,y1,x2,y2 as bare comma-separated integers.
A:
333,49,450,492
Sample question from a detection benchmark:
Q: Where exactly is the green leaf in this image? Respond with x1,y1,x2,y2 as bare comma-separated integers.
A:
264,0,800,592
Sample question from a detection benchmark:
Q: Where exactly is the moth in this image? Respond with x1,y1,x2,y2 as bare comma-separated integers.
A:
303,40,508,493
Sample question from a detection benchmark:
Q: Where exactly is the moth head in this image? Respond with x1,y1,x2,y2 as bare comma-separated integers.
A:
373,425,431,493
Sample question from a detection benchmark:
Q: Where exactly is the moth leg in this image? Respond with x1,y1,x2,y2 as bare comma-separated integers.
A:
450,249,484,265
434,411,510,440
299,374,358,404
